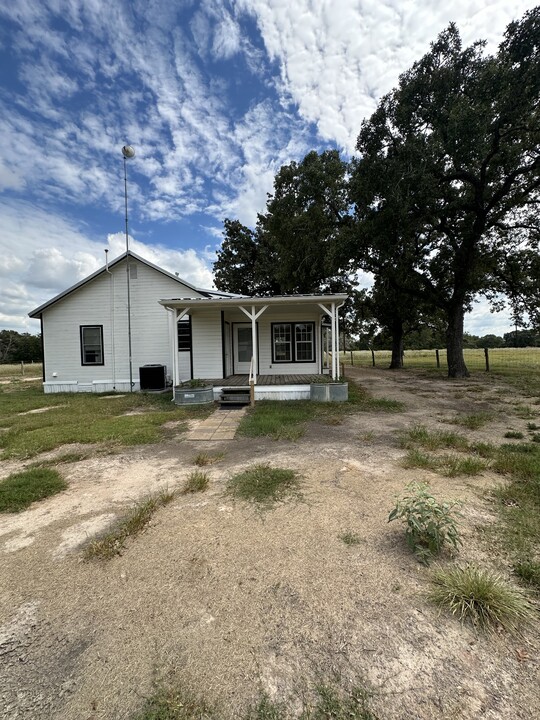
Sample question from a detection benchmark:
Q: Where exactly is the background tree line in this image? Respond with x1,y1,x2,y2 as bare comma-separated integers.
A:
0,331,42,364
213,8,540,378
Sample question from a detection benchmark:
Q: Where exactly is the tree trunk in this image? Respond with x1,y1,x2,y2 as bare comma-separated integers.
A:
389,317,404,369
446,304,470,378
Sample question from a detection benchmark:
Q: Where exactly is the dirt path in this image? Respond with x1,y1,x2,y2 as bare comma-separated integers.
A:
1,368,539,719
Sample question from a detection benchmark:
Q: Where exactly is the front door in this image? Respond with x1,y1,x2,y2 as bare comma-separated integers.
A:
233,323,253,374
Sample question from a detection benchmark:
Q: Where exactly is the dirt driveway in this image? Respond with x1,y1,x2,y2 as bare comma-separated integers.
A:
1,368,539,719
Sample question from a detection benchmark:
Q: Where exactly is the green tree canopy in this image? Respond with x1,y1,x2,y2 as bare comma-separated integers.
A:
346,9,540,377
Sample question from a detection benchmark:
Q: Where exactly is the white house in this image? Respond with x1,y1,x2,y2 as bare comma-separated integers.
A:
29,251,347,398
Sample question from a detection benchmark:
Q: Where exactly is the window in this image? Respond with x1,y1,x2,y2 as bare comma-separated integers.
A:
177,317,192,351
272,322,315,363
295,323,314,362
273,323,292,362
80,326,104,365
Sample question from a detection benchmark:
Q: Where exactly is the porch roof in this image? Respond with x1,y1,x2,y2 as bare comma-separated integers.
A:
159,293,348,311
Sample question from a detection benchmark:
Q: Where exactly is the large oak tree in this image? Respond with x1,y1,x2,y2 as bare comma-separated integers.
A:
347,9,540,377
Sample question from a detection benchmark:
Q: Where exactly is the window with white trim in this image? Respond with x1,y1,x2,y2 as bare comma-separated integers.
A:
272,322,315,363
80,325,104,365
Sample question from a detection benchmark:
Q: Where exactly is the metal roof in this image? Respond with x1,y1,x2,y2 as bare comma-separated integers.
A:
159,293,348,310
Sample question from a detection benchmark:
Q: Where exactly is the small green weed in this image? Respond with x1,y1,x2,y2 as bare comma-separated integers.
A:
526,423,539,431
182,470,210,494
0,467,67,512
84,488,176,560
227,464,301,507
504,431,524,439
428,564,536,633
389,482,462,565
531,433,540,443
339,531,362,546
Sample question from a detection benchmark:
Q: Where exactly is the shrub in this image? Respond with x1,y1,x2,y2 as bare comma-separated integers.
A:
389,482,462,565
428,564,536,633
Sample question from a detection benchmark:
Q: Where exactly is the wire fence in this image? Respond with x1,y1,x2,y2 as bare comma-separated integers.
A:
339,348,540,374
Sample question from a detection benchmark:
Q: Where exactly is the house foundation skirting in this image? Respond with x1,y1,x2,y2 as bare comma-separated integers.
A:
43,380,141,394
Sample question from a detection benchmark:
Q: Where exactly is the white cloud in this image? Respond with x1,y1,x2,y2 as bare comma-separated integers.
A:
237,0,539,152
0,200,215,333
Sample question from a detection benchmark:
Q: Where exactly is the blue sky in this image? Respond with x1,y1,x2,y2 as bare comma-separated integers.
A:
0,0,536,335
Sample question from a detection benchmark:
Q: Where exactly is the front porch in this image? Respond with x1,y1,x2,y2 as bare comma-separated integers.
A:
204,373,331,401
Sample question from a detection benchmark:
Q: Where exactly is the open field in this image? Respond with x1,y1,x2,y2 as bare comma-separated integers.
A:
0,363,43,381
340,347,540,375
1,368,539,719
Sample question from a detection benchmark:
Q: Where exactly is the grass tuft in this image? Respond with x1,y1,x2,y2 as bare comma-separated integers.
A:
401,425,468,451
83,488,176,560
227,464,301,506
504,431,524,439
339,531,363,546
182,470,210,494
444,412,494,430
0,467,67,512
135,685,214,719
513,559,540,591
192,452,224,467
428,564,536,633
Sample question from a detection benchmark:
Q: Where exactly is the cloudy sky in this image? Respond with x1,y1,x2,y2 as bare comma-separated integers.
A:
0,0,536,335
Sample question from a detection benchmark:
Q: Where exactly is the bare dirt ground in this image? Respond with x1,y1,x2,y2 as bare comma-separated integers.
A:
1,368,539,720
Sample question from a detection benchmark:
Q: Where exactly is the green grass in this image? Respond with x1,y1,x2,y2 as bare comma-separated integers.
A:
513,559,540,591
428,564,536,633
134,683,378,719
135,685,214,719
0,467,67,512
444,412,494,430
83,488,176,560
401,449,486,477
401,425,469,451
0,384,211,459
504,431,525,439
237,382,403,441
226,464,301,507
182,470,210,494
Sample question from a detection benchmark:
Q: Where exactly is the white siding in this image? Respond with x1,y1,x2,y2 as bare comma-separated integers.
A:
41,259,204,391
222,307,323,376
191,312,223,378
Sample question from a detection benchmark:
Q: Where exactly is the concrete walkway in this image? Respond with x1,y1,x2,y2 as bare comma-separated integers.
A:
186,407,248,441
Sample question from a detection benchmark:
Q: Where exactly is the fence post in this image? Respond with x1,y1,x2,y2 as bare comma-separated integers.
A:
435,349,440,369
484,347,490,372
350,350,354,366
371,349,375,367
21,361,24,376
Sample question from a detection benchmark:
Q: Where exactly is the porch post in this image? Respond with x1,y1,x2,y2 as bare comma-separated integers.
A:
172,309,179,386
239,305,268,385
251,305,257,385
332,302,337,380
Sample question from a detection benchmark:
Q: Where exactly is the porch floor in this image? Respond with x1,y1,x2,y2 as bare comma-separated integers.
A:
203,374,328,386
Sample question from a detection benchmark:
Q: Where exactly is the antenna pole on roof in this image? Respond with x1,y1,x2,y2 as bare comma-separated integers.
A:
122,144,135,392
